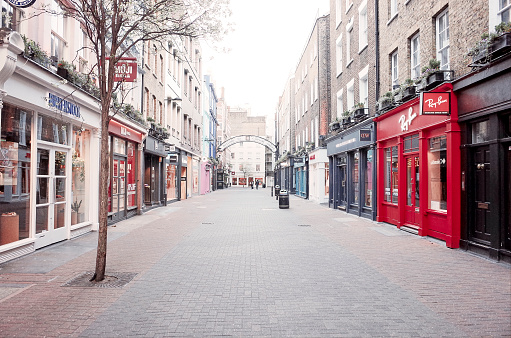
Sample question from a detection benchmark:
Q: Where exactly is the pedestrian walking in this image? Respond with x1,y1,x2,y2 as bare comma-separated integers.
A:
255,180,259,190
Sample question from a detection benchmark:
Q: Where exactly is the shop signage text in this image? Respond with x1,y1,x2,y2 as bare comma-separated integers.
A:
421,92,450,115
231,171,235,175
359,129,371,141
335,138,356,148
310,154,316,160
120,127,131,137
430,158,446,165
294,157,304,163
108,57,138,82
6,0,36,8
48,93,81,118
399,107,416,132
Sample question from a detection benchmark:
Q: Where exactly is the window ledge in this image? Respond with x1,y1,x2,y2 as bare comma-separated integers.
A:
358,44,368,55
405,0,411,4
346,59,354,68
346,2,353,13
336,70,343,78
387,13,398,26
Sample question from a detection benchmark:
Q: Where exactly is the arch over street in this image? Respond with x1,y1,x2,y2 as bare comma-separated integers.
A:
217,135,277,153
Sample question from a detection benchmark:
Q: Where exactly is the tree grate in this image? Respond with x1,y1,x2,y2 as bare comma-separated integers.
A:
62,271,137,288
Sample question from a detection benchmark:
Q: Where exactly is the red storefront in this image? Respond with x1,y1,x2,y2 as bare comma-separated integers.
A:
374,83,461,248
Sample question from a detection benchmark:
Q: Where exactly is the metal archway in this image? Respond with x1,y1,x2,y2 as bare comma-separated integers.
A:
217,135,277,153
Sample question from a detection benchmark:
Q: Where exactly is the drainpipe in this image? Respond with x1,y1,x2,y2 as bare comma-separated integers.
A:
375,0,380,104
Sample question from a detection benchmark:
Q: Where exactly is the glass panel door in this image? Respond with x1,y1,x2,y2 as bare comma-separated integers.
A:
35,147,69,249
405,156,420,226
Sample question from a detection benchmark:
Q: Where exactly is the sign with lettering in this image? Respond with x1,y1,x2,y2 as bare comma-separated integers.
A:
399,107,417,132
421,92,450,115
309,154,316,160
359,129,371,141
48,93,81,118
106,57,138,82
7,0,36,8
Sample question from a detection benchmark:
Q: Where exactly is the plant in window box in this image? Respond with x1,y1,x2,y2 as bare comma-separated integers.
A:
377,92,394,112
353,103,367,119
467,23,511,65
400,78,417,101
329,117,341,131
22,35,51,68
57,60,75,80
342,110,353,125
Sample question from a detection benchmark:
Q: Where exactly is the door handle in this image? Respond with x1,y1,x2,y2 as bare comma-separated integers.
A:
477,163,485,170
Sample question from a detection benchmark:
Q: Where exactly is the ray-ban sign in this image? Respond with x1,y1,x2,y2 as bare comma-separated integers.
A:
421,92,450,115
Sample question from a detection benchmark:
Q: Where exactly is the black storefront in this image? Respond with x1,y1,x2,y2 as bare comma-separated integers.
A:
454,53,511,263
143,135,167,208
326,119,376,220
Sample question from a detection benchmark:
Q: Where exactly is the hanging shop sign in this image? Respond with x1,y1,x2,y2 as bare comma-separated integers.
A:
421,92,450,115
106,57,138,82
359,129,371,141
7,0,36,8
47,92,81,118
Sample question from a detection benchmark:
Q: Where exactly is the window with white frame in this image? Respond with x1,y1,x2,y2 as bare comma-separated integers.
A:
336,0,343,27
305,127,309,142
358,65,369,107
358,0,368,51
347,79,355,110
390,0,397,18
51,32,65,61
336,34,343,76
336,89,344,119
305,93,308,112
500,0,510,22
410,33,420,79
391,51,399,88
310,120,314,144
346,20,353,64
436,9,450,70
2,0,19,30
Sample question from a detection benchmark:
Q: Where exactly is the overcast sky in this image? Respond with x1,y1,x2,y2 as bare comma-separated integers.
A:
202,0,329,133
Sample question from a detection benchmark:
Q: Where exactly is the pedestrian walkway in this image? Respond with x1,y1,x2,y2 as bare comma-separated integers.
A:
0,188,510,337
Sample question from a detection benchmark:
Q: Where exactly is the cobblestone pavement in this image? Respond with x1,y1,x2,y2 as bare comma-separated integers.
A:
0,188,510,337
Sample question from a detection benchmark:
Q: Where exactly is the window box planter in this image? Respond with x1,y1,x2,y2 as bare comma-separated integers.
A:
353,107,367,119
426,70,454,89
57,67,69,79
378,99,394,113
401,86,417,101
330,121,341,131
490,32,511,58
342,116,352,126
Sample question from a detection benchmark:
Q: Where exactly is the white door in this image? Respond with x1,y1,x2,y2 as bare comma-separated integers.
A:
35,147,69,249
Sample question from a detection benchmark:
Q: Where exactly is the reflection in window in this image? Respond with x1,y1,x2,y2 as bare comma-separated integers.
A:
384,146,399,203
37,115,68,145
364,149,373,207
472,120,490,144
428,135,447,211
352,151,359,205
0,104,32,244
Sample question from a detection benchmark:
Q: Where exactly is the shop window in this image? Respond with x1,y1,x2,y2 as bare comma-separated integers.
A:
427,135,447,211
471,120,490,144
404,134,419,153
127,142,137,207
384,146,399,203
364,149,373,207
72,128,90,225
325,163,330,195
37,115,69,145
351,151,359,205
113,137,126,155
0,104,32,245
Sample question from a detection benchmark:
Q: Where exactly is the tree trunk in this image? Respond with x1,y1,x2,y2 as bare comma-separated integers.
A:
92,103,111,282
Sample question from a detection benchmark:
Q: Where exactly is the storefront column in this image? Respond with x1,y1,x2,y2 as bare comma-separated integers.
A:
445,120,461,248
137,143,144,215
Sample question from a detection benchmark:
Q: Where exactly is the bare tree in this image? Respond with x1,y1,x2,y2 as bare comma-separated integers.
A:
34,0,231,281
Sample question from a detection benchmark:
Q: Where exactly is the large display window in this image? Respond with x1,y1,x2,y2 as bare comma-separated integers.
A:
351,151,359,205
427,135,447,211
127,142,136,208
166,162,177,200
71,127,90,225
364,149,373,207
384,146,399,203
0,104,31,245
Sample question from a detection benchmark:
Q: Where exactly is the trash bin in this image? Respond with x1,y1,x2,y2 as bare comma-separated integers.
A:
279,190,289,209
275,185,280,200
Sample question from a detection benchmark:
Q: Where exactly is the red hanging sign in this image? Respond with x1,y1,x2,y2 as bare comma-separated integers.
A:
106,57,138,82
421,92,450,115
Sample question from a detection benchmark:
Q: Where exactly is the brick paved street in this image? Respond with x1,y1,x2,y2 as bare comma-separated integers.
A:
0,188,510,337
